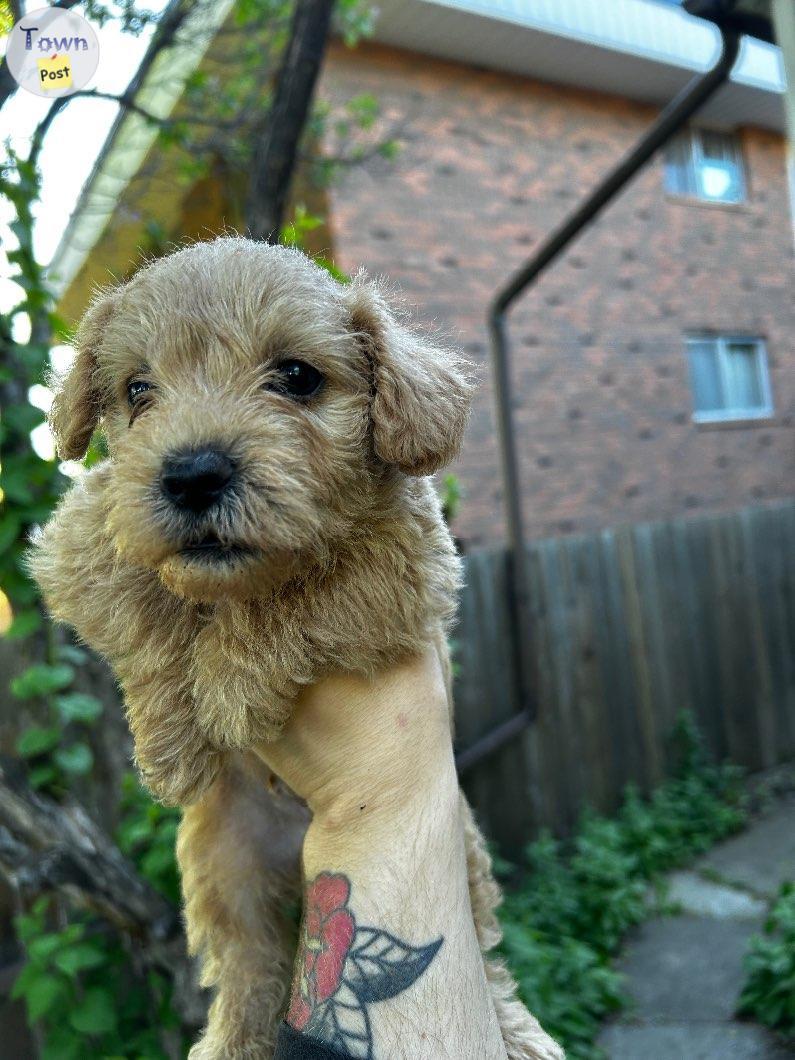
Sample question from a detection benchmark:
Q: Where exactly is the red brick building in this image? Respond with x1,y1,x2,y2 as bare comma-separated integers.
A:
318,2,795,549
53,0,795,550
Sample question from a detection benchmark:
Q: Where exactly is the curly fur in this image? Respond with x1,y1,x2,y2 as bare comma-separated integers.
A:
30,237,563,1059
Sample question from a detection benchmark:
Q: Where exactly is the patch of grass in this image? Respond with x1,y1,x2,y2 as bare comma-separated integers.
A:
737,881,795,1039
499,713,748,1059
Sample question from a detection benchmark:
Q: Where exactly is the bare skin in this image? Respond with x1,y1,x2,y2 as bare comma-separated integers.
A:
255,651,509,1060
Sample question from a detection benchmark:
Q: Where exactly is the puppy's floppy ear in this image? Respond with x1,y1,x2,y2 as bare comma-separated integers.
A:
49,288,118,460
348,277,474,477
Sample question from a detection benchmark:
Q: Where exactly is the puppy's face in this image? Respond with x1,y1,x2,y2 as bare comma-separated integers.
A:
50,239,471,602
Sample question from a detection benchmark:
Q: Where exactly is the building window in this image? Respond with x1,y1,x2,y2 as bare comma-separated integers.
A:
686,336,773,422
665,129,746,204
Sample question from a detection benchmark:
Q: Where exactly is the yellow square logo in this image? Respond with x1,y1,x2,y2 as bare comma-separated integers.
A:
37,54,72,91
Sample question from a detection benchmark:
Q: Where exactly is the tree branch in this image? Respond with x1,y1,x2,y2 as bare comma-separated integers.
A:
71,88,164,123
246,0,336,242
0,754,207,1027
0,756,177,938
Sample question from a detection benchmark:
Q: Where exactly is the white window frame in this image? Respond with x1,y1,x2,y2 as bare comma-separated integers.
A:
686,335,773,424
665,128,746,204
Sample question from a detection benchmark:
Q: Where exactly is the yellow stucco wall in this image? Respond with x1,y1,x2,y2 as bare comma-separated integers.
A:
58,38,334,324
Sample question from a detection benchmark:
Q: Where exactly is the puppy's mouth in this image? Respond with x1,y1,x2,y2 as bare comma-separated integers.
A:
177,533,258,565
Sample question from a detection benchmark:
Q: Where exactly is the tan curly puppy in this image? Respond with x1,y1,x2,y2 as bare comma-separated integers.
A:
30,237,562,1060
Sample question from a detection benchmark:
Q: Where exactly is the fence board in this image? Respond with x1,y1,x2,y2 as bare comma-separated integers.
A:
455,501,795,851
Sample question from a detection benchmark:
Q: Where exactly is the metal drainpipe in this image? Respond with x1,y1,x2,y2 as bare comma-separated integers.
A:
456,22,741,776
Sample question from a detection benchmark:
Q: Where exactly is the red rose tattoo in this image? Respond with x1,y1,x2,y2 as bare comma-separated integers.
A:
287,872,442,1059
288,873,356,1030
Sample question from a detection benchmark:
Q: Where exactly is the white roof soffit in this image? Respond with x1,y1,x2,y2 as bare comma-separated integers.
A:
372,0,786,130
49,0,236,295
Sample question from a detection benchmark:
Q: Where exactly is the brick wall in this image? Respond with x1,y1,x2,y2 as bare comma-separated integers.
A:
319,42,795,549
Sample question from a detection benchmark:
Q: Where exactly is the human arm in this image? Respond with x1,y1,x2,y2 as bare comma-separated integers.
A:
255,651,508,1060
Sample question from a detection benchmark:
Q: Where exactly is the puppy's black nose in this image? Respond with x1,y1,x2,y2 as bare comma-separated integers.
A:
160,448,235,513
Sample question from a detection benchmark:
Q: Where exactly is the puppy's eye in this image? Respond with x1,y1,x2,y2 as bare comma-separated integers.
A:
268,360,324,401
127,379,152,405
127,379,153,424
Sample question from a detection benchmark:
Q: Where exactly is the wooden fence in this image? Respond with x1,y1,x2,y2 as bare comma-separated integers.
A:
454,500,795,853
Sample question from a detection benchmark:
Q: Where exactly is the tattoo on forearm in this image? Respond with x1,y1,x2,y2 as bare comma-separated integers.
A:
287,872,443,1059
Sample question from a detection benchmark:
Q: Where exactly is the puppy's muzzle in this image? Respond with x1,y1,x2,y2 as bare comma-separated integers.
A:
160,447,236,514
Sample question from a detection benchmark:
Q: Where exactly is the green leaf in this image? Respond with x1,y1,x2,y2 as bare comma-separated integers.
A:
347,92,379,127
55,692,103,724
69,986,117,1035
3,403,45,434
57,644,88,665
42,1032,82,1060
0,468,34,504
28,932,67,962
11,962,39,1000
378,140,400,161
116,817,153,850
11,663,74,699
4,608,43,640
54,743,93,776
24,973,67,1020
28,764,58,790
16,726,61,758
141,842,177,879
0,515,22,554
53,943,106,977
314,256,350,284
4,570,38,605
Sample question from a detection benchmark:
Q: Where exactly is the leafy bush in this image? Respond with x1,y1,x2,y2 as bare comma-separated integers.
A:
11,774,186,1059
116,772,182,906
440,474,463,525
11,646,103,795
499,713,748,1059
13,897,183,1060
737,882,795,1038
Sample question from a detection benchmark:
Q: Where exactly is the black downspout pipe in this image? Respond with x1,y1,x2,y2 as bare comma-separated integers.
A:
456,24,741,776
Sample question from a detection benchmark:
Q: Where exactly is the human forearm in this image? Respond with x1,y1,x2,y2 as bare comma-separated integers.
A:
288,761,507,1060
256,654,510,1058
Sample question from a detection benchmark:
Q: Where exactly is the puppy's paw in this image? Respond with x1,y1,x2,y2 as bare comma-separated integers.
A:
193,601,304,751
194,678,293,751
188,1036,226,1060
135,735,223,807
502,1012,566,1060
188,1026,277,1060
511,1035,566,1060
192,640,296,750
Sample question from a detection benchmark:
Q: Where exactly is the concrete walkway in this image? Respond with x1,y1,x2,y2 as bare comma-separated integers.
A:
597,798,795,1060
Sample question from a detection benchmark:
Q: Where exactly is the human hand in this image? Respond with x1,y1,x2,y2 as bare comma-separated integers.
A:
253,647,456,833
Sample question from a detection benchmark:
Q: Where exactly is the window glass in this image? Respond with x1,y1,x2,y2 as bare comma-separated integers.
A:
686,337,771,421
724,342,764,410
664,135,695,197
687,341,723,413
665,130,745,204
700,130,735,162
698,160,737,201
